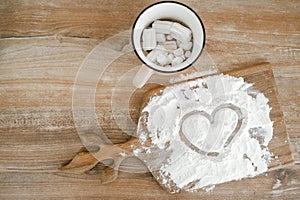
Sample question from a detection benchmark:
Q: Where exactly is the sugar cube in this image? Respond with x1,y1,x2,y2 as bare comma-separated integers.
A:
142,28,156,51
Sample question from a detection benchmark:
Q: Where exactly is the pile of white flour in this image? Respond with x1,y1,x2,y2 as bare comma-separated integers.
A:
134,74,273,193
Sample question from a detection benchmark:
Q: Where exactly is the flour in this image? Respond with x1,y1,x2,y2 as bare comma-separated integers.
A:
134,74,273,193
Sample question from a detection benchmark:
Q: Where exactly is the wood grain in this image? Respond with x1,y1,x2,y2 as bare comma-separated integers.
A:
0,0,299,199
0,166,299,199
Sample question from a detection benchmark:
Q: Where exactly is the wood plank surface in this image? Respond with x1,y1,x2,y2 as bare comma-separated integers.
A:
1,166,300,199
0,0,299,199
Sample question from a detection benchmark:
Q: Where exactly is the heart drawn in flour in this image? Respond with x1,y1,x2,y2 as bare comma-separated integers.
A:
179,103,245,157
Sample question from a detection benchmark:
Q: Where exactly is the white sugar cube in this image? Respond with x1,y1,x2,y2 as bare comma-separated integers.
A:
142,28,156,51
167,53,175,63
156,33,166,42
185,50,191,58
157,54,169,66
170,22,192,43
152,20,173,34
160,41,177,51
173,48,184,57
146,50,158,62
155,45,168,55
180,41,193,50
172,56,184,66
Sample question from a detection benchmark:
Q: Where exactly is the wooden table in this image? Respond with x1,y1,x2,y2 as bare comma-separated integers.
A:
0,0,299,199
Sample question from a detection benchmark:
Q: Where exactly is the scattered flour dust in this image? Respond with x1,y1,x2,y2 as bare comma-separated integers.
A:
133,74,273,193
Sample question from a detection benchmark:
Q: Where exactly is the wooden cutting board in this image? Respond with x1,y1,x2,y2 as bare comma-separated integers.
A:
134,62,294,171
61,61,293,182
